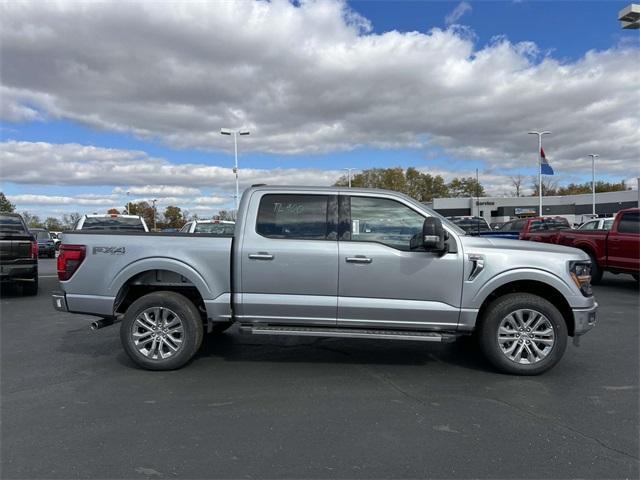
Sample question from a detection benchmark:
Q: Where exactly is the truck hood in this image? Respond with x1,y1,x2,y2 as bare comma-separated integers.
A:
459,235,589,260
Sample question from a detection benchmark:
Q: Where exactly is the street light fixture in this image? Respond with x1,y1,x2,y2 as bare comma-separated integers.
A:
221,128,250,213
151,198,158,231
528,131,551,216
588,154,599,216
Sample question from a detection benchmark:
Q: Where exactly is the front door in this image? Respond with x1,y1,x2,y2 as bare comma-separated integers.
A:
238,192,339,326
609,211,640,272
337,194,464,330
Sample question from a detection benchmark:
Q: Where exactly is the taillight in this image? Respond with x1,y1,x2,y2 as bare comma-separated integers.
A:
57,244,86,281
31,241,38,259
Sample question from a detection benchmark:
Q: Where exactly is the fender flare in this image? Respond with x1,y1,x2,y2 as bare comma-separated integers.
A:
108,257,214,300
470,267,577,309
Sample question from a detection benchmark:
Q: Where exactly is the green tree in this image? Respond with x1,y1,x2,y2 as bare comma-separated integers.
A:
334,167,454,202
556,180,627,196
21,211,43,228
447,177,486,198
44,217,63,230
163,205,185,229
0,192,15,213
127,201,155,228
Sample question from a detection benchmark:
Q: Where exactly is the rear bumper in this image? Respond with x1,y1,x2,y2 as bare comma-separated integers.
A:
0,263,37,282
52,292,69,312
573,302,598,335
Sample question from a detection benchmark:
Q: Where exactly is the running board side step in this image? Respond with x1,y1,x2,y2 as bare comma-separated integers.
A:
242,325,459,343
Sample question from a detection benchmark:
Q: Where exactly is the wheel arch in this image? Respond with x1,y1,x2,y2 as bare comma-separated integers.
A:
110,258,213,317
477,279,575,336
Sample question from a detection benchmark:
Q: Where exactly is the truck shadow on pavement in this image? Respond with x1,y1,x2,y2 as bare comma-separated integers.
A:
188,328,496,374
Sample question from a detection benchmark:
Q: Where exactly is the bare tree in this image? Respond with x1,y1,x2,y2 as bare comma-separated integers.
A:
510,174,524,197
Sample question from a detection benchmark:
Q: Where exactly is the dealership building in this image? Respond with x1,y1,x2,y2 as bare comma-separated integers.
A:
430,189,640,225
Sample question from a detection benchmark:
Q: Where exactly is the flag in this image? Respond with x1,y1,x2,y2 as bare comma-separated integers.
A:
540,147,554,175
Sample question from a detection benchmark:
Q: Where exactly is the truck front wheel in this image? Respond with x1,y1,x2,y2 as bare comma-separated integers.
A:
120,291,204,370
477,293,567,375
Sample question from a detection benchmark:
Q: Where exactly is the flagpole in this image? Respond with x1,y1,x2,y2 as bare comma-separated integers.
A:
528,130,551,216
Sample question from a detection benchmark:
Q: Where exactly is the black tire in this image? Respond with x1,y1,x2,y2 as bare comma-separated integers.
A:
477,293,568,375
120,291,204,371
22,277,38,296
586,251,602,284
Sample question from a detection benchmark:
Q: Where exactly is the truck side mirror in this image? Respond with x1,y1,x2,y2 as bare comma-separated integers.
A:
410,217,446,252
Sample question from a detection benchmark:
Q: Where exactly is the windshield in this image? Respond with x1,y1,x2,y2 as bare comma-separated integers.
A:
194,223,235,235
81,217,146,231
35,231,51,240
0,215,27,234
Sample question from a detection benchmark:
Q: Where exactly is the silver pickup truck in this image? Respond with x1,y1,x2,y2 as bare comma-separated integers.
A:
53,186,597,374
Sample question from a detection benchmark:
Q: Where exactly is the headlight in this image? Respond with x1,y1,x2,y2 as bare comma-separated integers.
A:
569,261,592,297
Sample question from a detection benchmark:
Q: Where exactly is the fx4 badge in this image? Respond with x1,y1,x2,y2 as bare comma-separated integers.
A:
93,246,126,255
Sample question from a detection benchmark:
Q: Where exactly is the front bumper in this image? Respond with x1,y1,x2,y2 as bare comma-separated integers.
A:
573,302,598,336
52,292,68,312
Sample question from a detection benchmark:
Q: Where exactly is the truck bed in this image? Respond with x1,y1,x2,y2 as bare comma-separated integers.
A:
60,231,233,319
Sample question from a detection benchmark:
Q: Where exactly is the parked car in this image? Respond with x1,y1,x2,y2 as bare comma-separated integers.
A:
0,213,38,295
577,218,614,231
180,219,235,235
30,228,56,258
75,214,149,232
489,222,504,230
53,186,597,375
481,217,571,241
49,231,63,250
553,208,639,283
446,216,491,235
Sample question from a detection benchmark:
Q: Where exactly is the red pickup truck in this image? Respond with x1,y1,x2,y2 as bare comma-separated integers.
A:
554,208,639,283
517,217,572,243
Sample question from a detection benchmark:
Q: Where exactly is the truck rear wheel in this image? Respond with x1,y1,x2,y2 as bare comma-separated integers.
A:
120,291,204,370
477,293,567,375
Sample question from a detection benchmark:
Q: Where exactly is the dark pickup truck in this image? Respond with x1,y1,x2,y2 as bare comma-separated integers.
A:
0,213,38,295
553,208,639,283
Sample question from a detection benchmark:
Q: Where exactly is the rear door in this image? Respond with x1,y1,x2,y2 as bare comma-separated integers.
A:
337,194,464,330
238,192,339,326
608,211,640,272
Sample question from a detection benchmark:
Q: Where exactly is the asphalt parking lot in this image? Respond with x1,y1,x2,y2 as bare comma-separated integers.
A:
1,259,638,479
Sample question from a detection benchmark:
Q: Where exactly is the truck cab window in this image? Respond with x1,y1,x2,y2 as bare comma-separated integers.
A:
256,194,336,240
348,196,424,251
618,212,639,234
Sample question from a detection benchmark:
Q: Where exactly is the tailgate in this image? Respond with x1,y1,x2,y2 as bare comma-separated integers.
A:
0,237,32,262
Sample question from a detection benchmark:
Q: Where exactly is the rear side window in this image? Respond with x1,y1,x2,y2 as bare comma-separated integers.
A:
529,221,545,232
194,223,235,235
81,217,146,231
618,212,639,234
0,215,27,234
256,194,336,240
579,221,597,230
35,231,51,240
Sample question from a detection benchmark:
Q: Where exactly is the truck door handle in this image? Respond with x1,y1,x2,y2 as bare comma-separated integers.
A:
346,256,372,264
248,253,274,260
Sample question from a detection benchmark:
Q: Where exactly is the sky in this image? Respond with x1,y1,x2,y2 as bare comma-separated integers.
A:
1,0,639,219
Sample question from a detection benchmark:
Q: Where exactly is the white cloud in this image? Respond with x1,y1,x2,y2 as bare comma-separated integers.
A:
113,185,202,197
445,2,472,26
0,0,636,175
0,141,343,191
9,194,119,206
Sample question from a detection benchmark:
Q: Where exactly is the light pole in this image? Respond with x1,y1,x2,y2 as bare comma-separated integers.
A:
151,198,157,231
588,154,599,216
126,191,131,214
528,131,551,216
220,128,250,213
342,168,357,188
